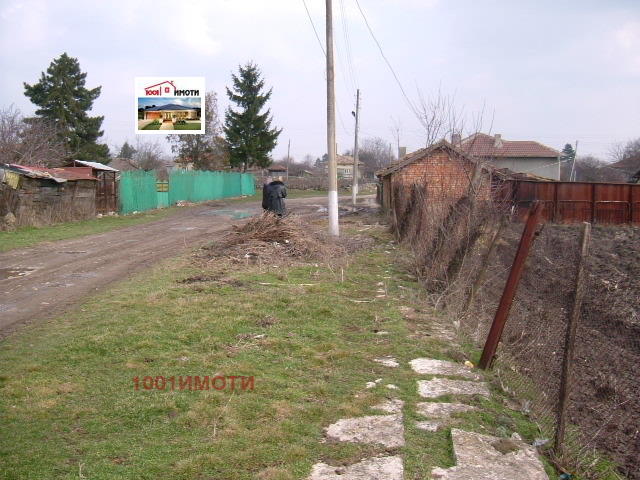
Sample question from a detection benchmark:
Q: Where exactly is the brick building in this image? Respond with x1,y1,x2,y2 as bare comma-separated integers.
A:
375,139,493,211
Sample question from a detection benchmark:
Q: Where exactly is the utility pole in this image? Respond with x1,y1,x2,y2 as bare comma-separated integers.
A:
352,89,360,206
326,0,339,236
570,140,579,182
287,139,291,180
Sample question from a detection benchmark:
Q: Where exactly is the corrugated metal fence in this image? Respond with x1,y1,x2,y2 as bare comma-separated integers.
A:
119,170,256,214
501,180,640,225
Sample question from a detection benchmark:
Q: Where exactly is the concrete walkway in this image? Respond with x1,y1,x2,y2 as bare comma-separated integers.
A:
159,122,174,130
307,316,550,479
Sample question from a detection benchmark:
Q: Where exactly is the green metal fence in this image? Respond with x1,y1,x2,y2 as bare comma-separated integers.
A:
119,170,256,214
118,170,158,214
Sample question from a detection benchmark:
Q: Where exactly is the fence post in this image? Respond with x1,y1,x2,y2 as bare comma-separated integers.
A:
479,202,544,369
554,222,592,456
463,215,510,313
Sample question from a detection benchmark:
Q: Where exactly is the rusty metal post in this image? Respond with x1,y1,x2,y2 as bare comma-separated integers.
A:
554,222,591,456
478,202,544,369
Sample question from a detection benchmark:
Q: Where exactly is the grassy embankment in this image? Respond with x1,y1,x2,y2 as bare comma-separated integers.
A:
0,213,557,479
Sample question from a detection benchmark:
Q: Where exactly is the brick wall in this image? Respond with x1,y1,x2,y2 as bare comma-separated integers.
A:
389,149,491,203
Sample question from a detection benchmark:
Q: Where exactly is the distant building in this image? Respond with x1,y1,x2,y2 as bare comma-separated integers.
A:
324,155,365,179
266,164,287,176
456,133,561,181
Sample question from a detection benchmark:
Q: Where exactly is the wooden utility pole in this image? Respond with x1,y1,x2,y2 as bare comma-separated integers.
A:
326,0,339,236
352,89,360,206
555,222,591,455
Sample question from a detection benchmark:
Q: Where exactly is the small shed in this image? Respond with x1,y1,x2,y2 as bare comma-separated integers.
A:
375,140,494,211
66,160,119,213
267,164,287,176
0,164,98,224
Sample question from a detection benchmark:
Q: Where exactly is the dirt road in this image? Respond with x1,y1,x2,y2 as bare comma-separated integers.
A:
0,196,352,338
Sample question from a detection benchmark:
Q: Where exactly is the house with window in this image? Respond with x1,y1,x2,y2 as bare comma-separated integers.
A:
456,133,561,181
142,104,200,122
324,155,365,179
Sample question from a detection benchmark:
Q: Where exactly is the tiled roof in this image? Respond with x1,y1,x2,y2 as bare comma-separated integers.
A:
459,133,559,158
144,104,197,111
336,154,364,166
609,158,639,173
376,139,481,177
267,164,287,171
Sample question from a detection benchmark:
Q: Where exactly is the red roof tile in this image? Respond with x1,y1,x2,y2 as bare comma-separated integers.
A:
459,133,559,158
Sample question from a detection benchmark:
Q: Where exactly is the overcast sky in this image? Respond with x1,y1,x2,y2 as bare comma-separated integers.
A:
1,0,639,163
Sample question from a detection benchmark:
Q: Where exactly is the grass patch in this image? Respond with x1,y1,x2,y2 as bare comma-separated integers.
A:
0,215,552,479
0,207,180,252
173,123,202,130
142,123,161,130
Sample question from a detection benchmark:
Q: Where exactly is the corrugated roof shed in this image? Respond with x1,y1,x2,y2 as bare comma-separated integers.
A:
6,164,97,182
71,160,119,172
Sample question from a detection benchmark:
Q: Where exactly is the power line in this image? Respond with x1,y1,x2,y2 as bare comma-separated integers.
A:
340,0,359,93
301,0,326,56
354,0,417,117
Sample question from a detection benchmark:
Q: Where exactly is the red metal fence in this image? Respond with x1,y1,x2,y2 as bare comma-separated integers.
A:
500,180,640,225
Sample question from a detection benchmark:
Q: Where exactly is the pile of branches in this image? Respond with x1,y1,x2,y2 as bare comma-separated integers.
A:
202,213,346,262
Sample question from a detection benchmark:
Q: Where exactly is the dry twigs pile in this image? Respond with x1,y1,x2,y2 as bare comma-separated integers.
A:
201,213,347,263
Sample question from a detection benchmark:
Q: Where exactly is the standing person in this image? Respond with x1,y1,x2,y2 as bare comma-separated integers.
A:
262,176,273,212
268,176,287,216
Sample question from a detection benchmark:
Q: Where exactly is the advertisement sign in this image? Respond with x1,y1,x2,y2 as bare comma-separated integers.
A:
135,77,205,135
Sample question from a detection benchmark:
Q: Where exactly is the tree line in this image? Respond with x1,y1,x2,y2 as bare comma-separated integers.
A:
0,54,282,172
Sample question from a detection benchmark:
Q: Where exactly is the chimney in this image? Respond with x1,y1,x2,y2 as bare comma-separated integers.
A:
451,133,461,145
493,134,503,148
399,146,407,159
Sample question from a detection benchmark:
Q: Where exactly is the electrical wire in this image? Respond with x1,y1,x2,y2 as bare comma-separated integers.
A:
354,0,417,117
302,0,326,56
340,0,359,93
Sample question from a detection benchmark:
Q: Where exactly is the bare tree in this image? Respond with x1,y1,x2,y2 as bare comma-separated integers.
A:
133,138,165,171
573,155,628,183
390,115,402,158
346,136,395,178
0,105,68,166
166,91,227,170
609,138,640,176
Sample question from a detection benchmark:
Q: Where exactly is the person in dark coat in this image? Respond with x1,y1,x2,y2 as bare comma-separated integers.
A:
267,176,287,216
262,176,273,212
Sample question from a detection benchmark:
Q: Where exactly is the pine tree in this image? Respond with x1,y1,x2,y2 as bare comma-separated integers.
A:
24,53,109,162
118,141,137,160
561,143,576,162
224,62,281,170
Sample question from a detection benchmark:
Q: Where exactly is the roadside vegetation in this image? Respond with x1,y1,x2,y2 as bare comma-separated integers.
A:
0,211,556,479
0,207,180,252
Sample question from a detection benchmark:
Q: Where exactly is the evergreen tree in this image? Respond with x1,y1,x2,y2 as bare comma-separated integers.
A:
118,141,137,160
224,62,281,170
23,53,109,162
561,143,576,163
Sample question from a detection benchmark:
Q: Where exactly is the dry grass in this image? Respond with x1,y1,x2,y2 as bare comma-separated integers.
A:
199,213,373,267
